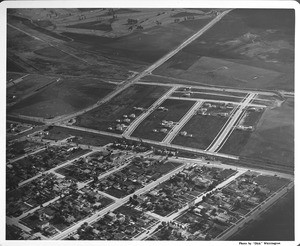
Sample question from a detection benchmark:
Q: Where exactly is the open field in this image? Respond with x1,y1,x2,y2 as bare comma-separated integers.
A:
155,56,282,90
7,74,58,104
153,9,294,90
172,114,228,150
7,15,142,79
62,18,210,65
9,78,115,118
75,84,170,132
240,98,294,166
131,99,195,142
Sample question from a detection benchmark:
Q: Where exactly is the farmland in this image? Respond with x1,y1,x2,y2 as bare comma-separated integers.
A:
9,78,115,118
75,84,171,132
131,99,195,142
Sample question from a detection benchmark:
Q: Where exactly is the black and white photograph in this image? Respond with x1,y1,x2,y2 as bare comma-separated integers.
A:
1,1,298,245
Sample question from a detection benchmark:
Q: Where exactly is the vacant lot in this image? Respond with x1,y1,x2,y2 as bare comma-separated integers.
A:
154,9,294,90
254,175,290,192
131,99,195,142
172,114,228,150
75,84,170,132
9,78,115,118
240,98,294,166
218,129,252,156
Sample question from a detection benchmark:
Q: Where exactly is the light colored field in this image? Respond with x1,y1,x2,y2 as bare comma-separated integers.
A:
240,98,294,166
155,56,281,89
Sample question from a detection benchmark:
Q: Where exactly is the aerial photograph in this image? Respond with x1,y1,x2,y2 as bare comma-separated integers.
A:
5,6,295,242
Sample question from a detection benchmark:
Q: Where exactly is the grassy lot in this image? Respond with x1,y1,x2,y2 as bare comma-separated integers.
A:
9,78,115,118
75,84,170,132
254,175,290,192
153,9,294,91
131,99,195,142
172,115,228,150
218,129,252,156
44,126,118,146
242,109,265,127
114,205,143,217
240,98,294,166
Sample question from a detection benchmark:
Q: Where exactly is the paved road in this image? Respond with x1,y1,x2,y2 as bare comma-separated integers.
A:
208,93,256,152
162,101,203,144
60,124,239,160
168,96,266,108
122,86,179,138
138,80,279,97
205,104,239,151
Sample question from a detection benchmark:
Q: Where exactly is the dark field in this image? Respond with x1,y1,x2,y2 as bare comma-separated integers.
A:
34,46,68,59
154,9,294,90
75,84,170,132
43,126,118,146
7,58,27,73
9,78,115,118
172,114,228,150
7,74,58,104
131,99,195,142
240,98,294,166
67,20,112,31
6,72,25,82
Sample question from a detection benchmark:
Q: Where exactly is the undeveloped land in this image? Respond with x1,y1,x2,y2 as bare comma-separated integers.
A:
75,84,171,132
9,78,115,118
